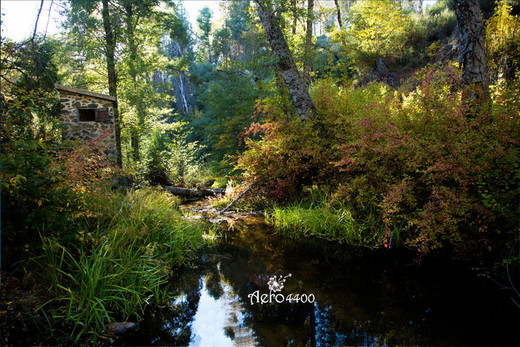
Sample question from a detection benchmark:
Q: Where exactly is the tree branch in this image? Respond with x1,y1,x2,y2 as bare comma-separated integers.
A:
31,0,45,43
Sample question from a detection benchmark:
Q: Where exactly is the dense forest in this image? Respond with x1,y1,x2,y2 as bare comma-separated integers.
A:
1,0,519,344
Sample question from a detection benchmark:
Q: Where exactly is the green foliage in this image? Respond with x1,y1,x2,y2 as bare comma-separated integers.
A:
196,6,213,62
38,187,211,343
39,236,167,344
80,187,209,269
486,0,520,83
189,67,267,165
137,120,207,186
425,6,457,40
266,194,382,246
344,0,410,70
197,7,213,43
240,65,519,258
326,0,459,79
212,26,232,64
2,132,117,267
1,37,79,266
1,37,61,140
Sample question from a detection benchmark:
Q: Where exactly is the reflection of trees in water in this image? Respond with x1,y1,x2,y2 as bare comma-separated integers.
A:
201,262,259,346
119,217,520,346
217,219,428,346
205,262,224,300
219,237,317,346
117,272,202,345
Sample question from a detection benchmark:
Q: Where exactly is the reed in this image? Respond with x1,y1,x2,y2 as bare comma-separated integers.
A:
37,187,212,343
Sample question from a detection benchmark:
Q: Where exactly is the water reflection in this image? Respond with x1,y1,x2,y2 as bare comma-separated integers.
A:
190,265,258,346
119,214,520,346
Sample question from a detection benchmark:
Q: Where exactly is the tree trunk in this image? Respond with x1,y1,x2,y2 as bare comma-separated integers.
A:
102,0,123,167
303,0,314,88
334,0,342,28
124,3,143,162
164,186,224,198
455,0,490,106
255,0,317,123
274,66,292,120
291,0,297,35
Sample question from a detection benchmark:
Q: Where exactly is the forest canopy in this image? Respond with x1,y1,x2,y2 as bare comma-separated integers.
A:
1,0,519,344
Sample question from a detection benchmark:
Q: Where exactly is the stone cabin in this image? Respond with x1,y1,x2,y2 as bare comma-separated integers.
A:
56,84,116,161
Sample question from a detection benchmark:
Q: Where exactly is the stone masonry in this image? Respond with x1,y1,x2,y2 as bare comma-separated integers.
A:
56,84,116,162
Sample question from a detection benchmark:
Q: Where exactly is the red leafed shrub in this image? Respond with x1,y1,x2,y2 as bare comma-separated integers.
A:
53,130,117,209
237,98,338,202
239,65,519,257
1,128,118,267
333,66,519,256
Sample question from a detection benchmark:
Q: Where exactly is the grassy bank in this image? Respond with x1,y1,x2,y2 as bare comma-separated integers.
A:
35,187,214,344
266,193,395,248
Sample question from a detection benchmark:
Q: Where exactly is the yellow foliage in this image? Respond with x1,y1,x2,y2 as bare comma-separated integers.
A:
486,0,520,80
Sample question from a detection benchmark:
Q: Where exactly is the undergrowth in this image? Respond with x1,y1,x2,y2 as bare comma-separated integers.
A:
36,187,213,344
209,179,271,212
239,65,519,259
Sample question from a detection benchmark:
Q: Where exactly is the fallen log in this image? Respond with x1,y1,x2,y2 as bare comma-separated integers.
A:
219,182,255,215
164,186,224,198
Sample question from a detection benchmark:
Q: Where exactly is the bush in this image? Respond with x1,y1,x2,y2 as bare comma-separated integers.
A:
237,98,338,202
137,120,208,186
239,65,519,259
1,132,116,268
333,65,518,255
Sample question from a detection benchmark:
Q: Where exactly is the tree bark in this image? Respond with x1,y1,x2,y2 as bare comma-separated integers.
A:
124,3,144,162
334,0,342,28
303,0,314,88
102,0,123,167
455,0,490,105
164,186,224,198
291,0,297,35
254,0,317,123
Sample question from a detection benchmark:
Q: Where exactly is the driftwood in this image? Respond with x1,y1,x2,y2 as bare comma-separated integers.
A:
164,186,224,198
219,182,255,215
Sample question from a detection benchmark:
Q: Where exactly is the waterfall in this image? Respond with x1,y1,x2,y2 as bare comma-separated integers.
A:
179,74,188,115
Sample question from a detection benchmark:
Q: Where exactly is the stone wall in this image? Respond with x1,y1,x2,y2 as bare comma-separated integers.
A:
59,91,116,161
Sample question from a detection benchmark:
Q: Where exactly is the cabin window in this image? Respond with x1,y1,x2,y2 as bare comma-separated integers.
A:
78,108,96,122
78,108,110,122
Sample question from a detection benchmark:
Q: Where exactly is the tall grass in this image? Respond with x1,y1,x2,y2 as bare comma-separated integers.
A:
266,191,388,247
37,187,213,343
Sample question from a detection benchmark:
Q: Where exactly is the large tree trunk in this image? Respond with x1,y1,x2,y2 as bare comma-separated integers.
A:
255,0,317,123
102,0,123,167
455,0,490,105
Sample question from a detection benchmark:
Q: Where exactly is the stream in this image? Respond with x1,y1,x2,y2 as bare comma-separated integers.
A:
118,211,520,346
